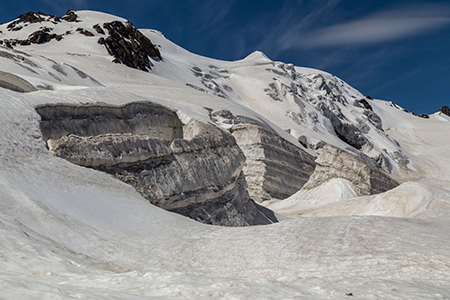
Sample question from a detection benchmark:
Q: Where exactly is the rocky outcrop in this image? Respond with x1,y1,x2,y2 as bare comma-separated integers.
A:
28,28,63,44
301,144,399,196
437,106,450,117
76,28,94,37
2,11,161,73
6,12,60,31
318,102,371,150
230,124,316,202
36,103,274,226
1,28,64,47
98,21,162,71
93,24,105,35
61,10,79,22
358,99,373,111
2,11,75,47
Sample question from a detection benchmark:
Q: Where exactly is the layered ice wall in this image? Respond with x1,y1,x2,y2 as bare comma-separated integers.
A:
36,102,183,143
36,102,274,226
231,124,316,202
302,144,399,196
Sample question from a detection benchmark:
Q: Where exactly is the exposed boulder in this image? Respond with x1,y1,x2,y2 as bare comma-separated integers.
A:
98,21,162,71
76,28,94,37
437,106,450,117
231,124,316,202
61,10,79,22
301,144,399,196
358,99,373,111
298,135,308,148
2,28,64,47
334,123,366,150
28,29,63,44
93,24,105,34
418,114,429,119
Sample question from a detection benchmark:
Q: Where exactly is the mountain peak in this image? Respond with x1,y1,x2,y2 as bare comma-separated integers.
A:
243,51,272,63
0,10,162,71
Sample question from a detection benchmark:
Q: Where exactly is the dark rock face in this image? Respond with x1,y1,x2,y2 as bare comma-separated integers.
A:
334,123,367,150
36,103,273,226
3,11,66,47
6,12,60,31
437,106,450,117
98,21,162,72
76,28,94,37
318,103,370,150
2,11,161,72
61,10,79,22
298,135,308,148
28,29,63,44
358,99,373,111
417,114,429,119
93,24,105,34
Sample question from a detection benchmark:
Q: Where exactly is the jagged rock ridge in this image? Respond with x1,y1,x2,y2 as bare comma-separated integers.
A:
437,106,450,117
1,10,161,72
98,21,162,71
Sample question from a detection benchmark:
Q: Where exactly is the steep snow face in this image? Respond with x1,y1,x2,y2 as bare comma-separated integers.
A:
140,31,409,175
0,10,160,90
0,9,407,176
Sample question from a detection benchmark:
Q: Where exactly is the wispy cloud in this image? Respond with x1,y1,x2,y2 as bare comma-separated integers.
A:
291,3,450,49
41,0,88,13
232,0,341,58
199,0,236,27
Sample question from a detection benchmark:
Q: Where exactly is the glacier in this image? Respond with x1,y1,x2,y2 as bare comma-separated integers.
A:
0,10,449,299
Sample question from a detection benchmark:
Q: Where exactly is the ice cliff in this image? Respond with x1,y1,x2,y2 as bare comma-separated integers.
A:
36,102,274,226
302,144,399,196
0,9,415,226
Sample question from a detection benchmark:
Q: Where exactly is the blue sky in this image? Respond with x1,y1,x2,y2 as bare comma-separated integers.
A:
1,0,450,114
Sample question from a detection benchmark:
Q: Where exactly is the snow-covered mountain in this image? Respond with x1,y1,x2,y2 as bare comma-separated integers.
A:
1,10,450,299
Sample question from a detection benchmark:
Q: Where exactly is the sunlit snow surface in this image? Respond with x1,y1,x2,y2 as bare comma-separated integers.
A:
0,10,450,299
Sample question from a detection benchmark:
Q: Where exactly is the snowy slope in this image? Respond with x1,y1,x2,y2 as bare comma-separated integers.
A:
0,10,450,299
1,10,407,170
